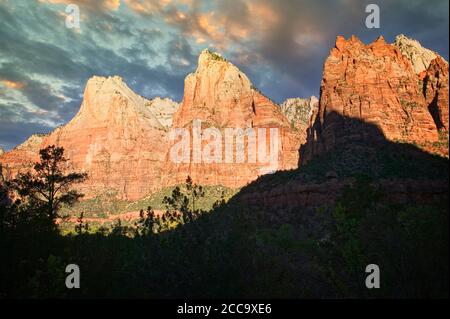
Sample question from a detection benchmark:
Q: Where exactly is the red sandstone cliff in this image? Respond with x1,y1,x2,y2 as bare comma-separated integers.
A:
421,56,449,133
1,37,448,202
0,51,303,200
302,35,449,162
166,49,303,187
1,77,179,200
240,35,449,210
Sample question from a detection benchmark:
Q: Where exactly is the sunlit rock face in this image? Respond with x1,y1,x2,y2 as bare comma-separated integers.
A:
0,51,303,199
168,49,303,188
1,37,447,201
174,49,291,129
43,76,180,200
1,76,176,200
394,34,446,74
395,34,449,134
301,35,448,162
147,97,180,129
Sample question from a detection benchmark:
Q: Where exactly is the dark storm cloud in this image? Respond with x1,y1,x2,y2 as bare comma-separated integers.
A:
0,0,448,150
182,0,449,102
167,34,197,69
142,0,449,103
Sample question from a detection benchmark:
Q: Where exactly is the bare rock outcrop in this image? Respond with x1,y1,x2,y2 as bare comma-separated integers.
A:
394,34,446,74
1,39,447,201
1,77,174,200
0,51,302,199
280,96,319,131
302,35,447,163
168,49,303,187
173,49,291,129
421,56,449,133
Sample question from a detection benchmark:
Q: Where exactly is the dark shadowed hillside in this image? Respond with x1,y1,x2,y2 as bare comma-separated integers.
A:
1,113,448,298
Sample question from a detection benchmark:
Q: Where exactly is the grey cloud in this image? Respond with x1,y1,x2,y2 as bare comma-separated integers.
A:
0,102,54,150
229,0,448,101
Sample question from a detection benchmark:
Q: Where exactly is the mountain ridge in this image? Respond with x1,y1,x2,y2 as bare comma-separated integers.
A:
1,35,448,201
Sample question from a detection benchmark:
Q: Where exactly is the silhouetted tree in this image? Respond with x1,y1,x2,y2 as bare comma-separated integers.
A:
162,176,206,225
75,212,89,235
163,186,188,214
9,145,87,222
135,206,157,236
185,176,205,214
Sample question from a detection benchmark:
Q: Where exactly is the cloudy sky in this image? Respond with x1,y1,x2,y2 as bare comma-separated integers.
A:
0,0,448,150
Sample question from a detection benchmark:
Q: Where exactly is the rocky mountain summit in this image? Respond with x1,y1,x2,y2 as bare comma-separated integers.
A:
0,134,48,179
394,34,447,74
0,50,304,199
301,35,448,162
174,49,292,129
240,35,448,212
168,49,303,187
1,35,448,201
69,76,167,130
1,76,177,200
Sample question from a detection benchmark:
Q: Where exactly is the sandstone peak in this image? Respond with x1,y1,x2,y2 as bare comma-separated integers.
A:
174,48,294,129
174,48,262,128
335,35,364,51
72,75,164,130
170,48,301,189
194,49,252,88
0,134,46,178
1,75,182,200
197,49,228,71
14,75,179,200
331,35,413,64
302,33,447,163
374,35,386,44
84,75,136,99
349,34,363,44
394,34,447,74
